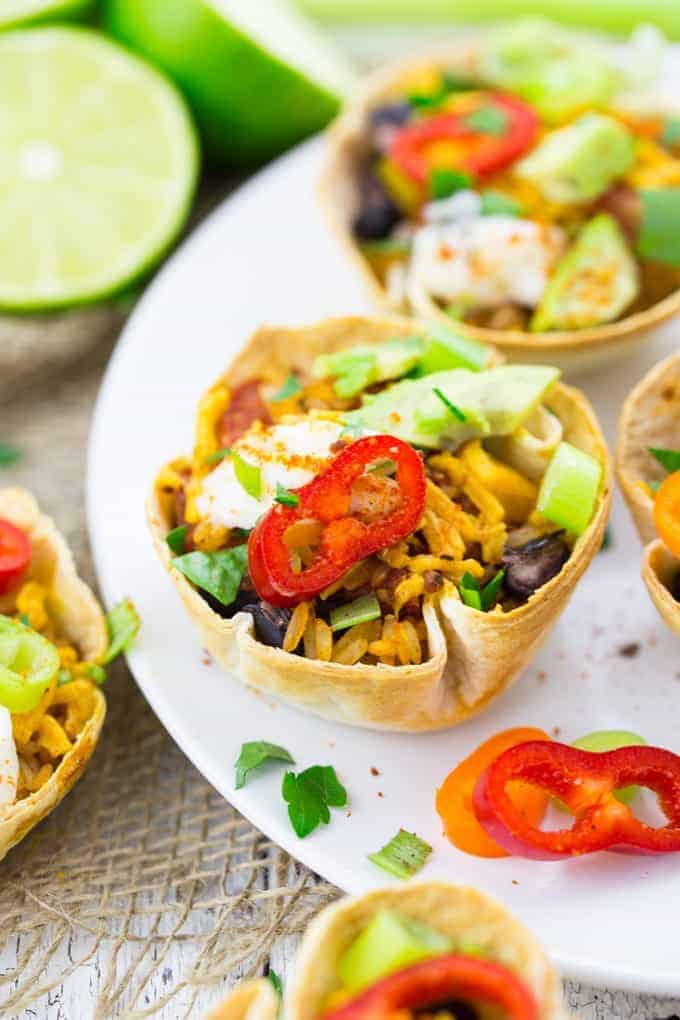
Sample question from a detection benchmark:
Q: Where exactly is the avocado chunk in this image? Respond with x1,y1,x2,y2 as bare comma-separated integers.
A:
336,910,452,994
536,441,602,535
414,322,493,376
313,336,424,397
348,364,560,450
531,214,639,332
517,114,635,204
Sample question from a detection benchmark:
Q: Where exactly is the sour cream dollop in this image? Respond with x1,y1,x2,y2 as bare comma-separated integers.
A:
409,215,566,309
196,419,346,530
0,706,19,807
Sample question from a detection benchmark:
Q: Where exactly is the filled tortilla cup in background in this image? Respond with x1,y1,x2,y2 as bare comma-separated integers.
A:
206,979,278,1020
288,882,566,1019
0,487,107,860
616,350,680,633
319,39,680,371
148,315,610,732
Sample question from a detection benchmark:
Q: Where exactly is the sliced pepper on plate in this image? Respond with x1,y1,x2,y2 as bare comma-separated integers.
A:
248,435,426,607
320,953,538,1020
473,740,680,859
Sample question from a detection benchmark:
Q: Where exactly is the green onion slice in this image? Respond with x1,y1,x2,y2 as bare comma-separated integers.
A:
463,106,508,136
429,167,472,200
433,387,466,422
275,482,299,507
368,828,433,879
232,451,262,499
330,594,381,633
103,598,141,664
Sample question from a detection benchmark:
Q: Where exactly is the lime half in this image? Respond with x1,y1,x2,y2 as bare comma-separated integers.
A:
0,27,198,310
105,0,355,167
0,0,95,30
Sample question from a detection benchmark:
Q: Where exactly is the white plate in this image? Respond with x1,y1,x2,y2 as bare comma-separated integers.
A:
88,136,680,995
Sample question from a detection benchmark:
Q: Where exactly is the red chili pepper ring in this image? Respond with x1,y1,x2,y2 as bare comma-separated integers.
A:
473,740,680,860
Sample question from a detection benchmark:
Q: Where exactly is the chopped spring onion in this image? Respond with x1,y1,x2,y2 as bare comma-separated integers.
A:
536,441,601,536
368,828,433,879
166,524,188,555
649,446,680,473
233,451,262,499
102,598,140,664
429,167,472,200
329,594,381,633
205,446,232,465
234,740,294,790
275,482,299,507
85,664,107,685
271,373,302,403
367,458,396,475
433,387,466,422
459,570,505,612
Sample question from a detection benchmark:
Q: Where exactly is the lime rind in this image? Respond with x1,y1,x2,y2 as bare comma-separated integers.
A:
0,27,199,311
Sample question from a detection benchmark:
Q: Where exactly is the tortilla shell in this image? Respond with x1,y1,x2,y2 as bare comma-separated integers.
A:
318,39,680,367
206,979,279,1020
616,352,680,632
148,316,610,731
282,881,568,1020
0,487,107,860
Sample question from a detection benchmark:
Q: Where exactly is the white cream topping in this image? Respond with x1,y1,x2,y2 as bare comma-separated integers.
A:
196,419,346,530
0,706,19,808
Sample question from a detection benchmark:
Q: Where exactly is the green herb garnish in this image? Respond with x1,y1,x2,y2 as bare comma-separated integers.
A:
360,238,412,257
662,116,680,148
330,594,381,633
102,598,141,664
481,190,522,217
464,106,508,136
233,451,262,499
433,387,466,422
600,526,612,551
205,447,231,465
282,765,347,838
649,446,680,473
368,829,433,879
429,167,472,200
18,613,30,627
235,741,294,790
173,545,248,608
85,663,107,685
275,483,299,508
166,524,188,555
0,444,20,468
57,669,73,687
271,374,302,403
459,570,505,612
267,970,282,998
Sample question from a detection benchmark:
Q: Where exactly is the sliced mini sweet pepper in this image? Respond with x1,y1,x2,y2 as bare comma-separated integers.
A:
0,614,60,713
473,740,680,860
320,953,538,1020
390,92,538,189
248,435,426,607
0,518,31,596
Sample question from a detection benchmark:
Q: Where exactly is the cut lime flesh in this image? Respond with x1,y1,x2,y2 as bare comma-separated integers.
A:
0,0,95,29
0,27,198,310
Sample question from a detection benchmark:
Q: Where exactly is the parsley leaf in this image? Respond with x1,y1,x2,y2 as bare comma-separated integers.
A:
271,374,302,403
464,106,508,136
205,447,232,465
282,765,347,838
0,444,20,468
235,741,294,790
649,446,680,473
232,451,262,499
433,387,466,422
368,829,432,879
102,598,141,664
173,545,248,607
275,483,299,508
267,970,282,998
166,524,188,555
429,167,472,200
459,570,505,612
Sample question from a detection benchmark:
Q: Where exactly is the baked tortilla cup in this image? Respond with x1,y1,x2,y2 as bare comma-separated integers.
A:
616,350,680,633
319,38,680,370
206,979,278,1020
148,315,610,732
0,487,107,860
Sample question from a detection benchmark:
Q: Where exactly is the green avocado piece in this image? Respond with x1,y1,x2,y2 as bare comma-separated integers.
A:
348,364,560,450
414,322,493,376
312,336,424,397
336,910,452,994
531,214,639,332
517,114,635,204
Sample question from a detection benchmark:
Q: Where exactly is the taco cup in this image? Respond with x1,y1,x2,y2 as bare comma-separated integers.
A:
616,350,680,633
0,487,109,859
206,978,279,1020
148,315,609,732
207,882,568,1020
319,23,680,368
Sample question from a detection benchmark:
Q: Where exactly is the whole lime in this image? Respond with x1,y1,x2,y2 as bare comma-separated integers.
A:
104,0,355,167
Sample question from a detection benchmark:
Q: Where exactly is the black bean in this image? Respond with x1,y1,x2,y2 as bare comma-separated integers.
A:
240,602,292,649
353,170,402,241
369,102,412,150
502,531,570,600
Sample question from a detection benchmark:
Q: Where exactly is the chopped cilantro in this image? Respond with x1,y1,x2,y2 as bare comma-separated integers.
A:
267,970,282,998
102,598,140,664
205,447,231,465
173,546,248,608
464,106,509,136
459,570,505,612
429,167,472,200
271,374,302,403
0,444,19,468
649,447,680,473
330,594,381,633
282,765,347,838
85,664,107,685
232,451,262,499
433,387,466,422
235,741,294,790
275,483,299,508
166,524,188,555
368,828,432,879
